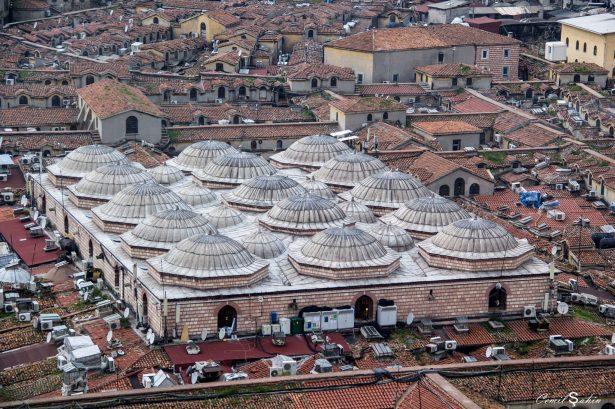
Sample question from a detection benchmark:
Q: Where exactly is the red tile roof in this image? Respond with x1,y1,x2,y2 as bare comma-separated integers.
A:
329,96,406,113
416,63,491,78
413,120,481,135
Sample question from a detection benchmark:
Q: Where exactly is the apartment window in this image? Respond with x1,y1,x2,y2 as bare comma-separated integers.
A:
452,139,461,151
452,77,458,86
438,51,444,63
583,42,587,52
357,74,363,84
481,49,488,60
593,45,597,56
383,111,388,120
367,113,373,122
504,49,510,58
330,77,337,87
502,66,509,77
575,40,579,50
392,74,399,82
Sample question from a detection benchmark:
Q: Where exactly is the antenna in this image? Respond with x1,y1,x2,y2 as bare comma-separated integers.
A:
557,302,569,315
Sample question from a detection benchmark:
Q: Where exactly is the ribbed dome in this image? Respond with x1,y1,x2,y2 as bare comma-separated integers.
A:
193,152,277,188
148,164,185,185
241,230,286,259
381,196,470,237
311,152,387,190
288,225,400,278
149,233,268,282
48,145,128,178
430,218,519,253
168,140,237,173
176,182,217,207
270,135,352,170
259,193,351,235
69,163,155,200
92,182,191,226
338,198,377,223
371,223,414,252
300,177,336,199
222,175,306,212
206,203,246,229
339,170,430,213
125,208,216,244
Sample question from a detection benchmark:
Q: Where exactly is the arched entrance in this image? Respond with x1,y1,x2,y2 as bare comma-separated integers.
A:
354,295,373,321
469,183,480,195
454,177,465,196
218,305,237,329
573,74,580,83
217,87,226,99
488,286,507,311
439,184,450,197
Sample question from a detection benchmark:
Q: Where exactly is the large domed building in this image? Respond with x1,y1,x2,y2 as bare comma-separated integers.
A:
222,175,306,212
311,152,387,192
380,196,471,239
47,145,128,187
166,140,237,174
193,152,277,189
270,135,352,171
148,164,185,186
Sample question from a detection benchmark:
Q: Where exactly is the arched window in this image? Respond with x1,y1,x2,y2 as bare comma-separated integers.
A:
217,87,226,99
389,14,395,23
488,286,507,310
575,40,579,50
588,74,595,83
311,78,318,88
593,45,597,56
609,126,614,137
200,22,206,32
153,17,159,24
44,79,52,85
439,184,450,196
383,112,389,120
125,116,139,134
259,86,267,100
250,140,257,151
330,77,337,87
18,96,28,105
367,113,373,122
469,183,480,195
114,265,120,288
85,75,95,85
454,177,465,196
565,37,569,46
62,80,69,85
276,140,283,150
163,90,172,102
162,119,167,128
354,295,373,321
198,116,205,125
307,29,314,38
64,214,69,234
51,95,61,107
232,115,240,124
88,239,93,258
189,88,198,101
583,42,587,52
573,74,580,83
238,86,246,96
218,305,237,329
215,62,224,72
142,293,148,318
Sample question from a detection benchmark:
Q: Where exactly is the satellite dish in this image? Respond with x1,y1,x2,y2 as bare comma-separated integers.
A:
147,331,155,345
557,302,569,315
33,22,38,29
611,333,615,344
109,9,113,15
146,328,152,342
106,330,113,343
201,329,208,341
20,195,27,207
33,210,39,221
191,371,199,384
257,296,264,303
551,246,558,256
123,307,129,318
406,312,414,326
485,346,493,358
40,217,47,229
218,328,225,340
46,332,52,343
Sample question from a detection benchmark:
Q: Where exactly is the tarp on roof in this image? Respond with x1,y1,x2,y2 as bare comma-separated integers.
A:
520,191,542,208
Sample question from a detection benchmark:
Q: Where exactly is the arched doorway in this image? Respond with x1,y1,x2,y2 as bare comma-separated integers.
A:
311,78,318,88
51,95,61,107
125,116,139,135
439,184,450,197
469,183,480,195
488,286,507,311
218,305,237,329
250,140,257,151
355,295,373,321
573,74,580,83
454,178,465,196
85,75,95,85
189,88,198,101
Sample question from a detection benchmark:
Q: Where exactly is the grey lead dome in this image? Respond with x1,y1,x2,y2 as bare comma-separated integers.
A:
222,175,306,211
124,208,216,244
241,230,286,259
338,198,377,223
193,151,277,187
48,145,128,178
167,140,237,173
430,218,519,254
270,135,352,170
69,163,155,200
148,164,185,185
312,152,387,190
371,223,414,252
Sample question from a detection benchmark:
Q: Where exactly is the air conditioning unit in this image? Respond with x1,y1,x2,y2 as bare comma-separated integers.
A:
549,335,573,354
588,190,597,199
0,174,7,182
18,312,32,322
407,97,416,103
4,303,15,313
523,305,536,318
5,78,15,85
261,323,272,336
215,98,224,104
555,184,563,190
598,304,615,318
554,212,566,221
425,343,438,353
604,345,615,355
376,305,397,327
103,313,121,330
281,359,297,375
444,340,457,350
41,320,54,330
269,366,283,377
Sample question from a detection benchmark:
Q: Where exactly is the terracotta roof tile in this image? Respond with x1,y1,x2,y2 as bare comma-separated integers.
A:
77,79,164,119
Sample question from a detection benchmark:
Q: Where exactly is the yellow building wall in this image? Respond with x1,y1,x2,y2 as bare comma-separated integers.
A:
173,14,208,38
561,25,615,77
324,47,373,83
142,16,171,27
204,16,228,43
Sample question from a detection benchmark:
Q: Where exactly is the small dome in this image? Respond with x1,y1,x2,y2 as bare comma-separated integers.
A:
339,170,430,214
371,223,414,252
69,163,155,201
193,151,277,188
176,182,217,207
167,140,237,173
241,230,286,259
338,198,377,224
270,135,352,170
312,152,387,191
222,175,306,212
288,225,400,279
148,233,269,289
381,196,470,239
47,145,128,179
417,217,535,271
148,164,185,185
300,177,336,199
259,193,351,235
92,182,191,227
126,208,216,244
206,203,246,229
